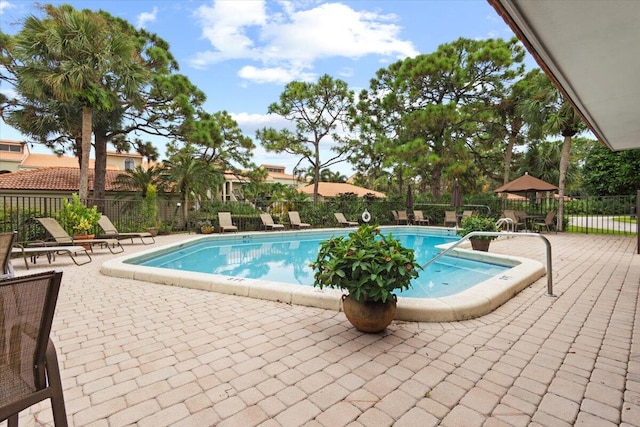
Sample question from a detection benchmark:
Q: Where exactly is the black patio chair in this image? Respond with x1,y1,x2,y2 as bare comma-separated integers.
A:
0,231,16,278
0,270,68,426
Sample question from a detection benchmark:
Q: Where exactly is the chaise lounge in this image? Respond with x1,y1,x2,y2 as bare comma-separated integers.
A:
218,212,238,233
35,218,124,254
288,211,310,229
98,215,155,245
334,213,358,227
259,213,285,231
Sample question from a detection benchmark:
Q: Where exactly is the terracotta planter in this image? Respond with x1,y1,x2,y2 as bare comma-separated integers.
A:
342,294,397,333
200,226,214,234
73,234,95,250
470,238,491,251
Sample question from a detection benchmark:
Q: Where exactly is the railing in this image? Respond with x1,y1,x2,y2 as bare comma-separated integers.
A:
1,194,636,243
422,231,555,297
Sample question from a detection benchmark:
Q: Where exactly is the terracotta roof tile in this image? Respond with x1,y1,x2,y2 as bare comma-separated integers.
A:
0,167,130,191
299,182,385,198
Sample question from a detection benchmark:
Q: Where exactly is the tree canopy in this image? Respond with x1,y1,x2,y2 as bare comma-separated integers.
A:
582,144,640,196
256,74,355,202
5,4,148,200
352,37,525,198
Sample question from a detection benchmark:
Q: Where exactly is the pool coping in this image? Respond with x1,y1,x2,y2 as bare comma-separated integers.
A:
100,227,546,322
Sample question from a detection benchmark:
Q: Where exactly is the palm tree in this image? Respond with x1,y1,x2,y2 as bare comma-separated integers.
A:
111,165,161,214
521,70,586,231
160,147,223,226
304,167,348,184
517,140,562,185
495,70,538,185
13,4,144,200
112,166,161,199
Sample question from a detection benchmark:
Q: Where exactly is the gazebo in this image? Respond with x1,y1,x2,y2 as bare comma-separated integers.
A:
495,173,558,210
495,173,558,197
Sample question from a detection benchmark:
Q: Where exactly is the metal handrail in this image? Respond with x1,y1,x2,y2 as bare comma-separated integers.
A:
422,231,555,297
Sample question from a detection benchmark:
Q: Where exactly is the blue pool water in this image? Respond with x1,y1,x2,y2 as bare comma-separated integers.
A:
128,229,509,298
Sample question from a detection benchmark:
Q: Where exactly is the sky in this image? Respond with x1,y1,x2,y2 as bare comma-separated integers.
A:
0,0,532,176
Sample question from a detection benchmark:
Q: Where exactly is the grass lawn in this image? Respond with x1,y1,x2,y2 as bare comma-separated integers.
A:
566,225,636,236
612,216,637,224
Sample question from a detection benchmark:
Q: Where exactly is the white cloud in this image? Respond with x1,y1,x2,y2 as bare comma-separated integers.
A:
136,7,158,29
0,1,13,14
190,1,418,83
231,111,292,134
237,65,316,84
193,0,267,63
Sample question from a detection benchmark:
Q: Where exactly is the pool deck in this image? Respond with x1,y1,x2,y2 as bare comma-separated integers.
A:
100,228,547,323
10,231,640,426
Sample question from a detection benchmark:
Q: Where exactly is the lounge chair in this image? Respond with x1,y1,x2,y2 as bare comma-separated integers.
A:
413,210,430,225
534,210,557,233
288,211,310,229
0,270,68,426
35,218,124,254
0,231,16,278
98,215,155,245
334,213,358,227
444,211,458,227
396,210,409,225
12,244,92,269
218,212,238,233
259,213,285,231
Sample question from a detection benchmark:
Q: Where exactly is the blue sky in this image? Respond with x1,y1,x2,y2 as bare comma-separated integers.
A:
0,0,532,176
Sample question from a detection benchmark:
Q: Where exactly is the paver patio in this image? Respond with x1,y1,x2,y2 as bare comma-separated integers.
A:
8,231,640,426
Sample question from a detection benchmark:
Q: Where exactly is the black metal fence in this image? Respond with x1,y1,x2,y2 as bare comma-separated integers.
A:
1,193,637,243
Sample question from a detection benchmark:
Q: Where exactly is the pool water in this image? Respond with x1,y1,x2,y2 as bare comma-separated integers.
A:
129,230,509,299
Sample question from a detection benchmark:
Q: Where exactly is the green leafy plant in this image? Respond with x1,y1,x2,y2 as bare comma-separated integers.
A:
141,184,159,229
311,224,421,303
197,219,214,234
58,193,101,235
457,214,498,240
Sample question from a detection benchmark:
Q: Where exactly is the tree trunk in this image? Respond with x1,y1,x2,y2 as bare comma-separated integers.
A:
313,166,320,204
182,197,189,230
79,106,92,200
94,131,108,211
313,144,321,204
557,135,572,232
396,169,404,197
503,124,520,185
432,165,442,199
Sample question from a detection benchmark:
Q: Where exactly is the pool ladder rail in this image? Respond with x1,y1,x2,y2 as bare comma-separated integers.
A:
422,231,555,297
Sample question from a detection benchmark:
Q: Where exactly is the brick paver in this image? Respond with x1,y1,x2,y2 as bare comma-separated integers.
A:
12,232,639,426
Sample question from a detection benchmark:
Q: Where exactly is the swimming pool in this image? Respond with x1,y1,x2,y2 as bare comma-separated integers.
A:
127,230,508,299
101,226,546,322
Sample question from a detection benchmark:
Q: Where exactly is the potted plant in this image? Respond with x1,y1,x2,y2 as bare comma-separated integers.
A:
457,214,498,251
57,194,101,247
198,219,214,234
310,224,421,333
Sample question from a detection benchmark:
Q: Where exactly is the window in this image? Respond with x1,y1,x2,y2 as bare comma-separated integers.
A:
124,158,135,170
0,144,22,152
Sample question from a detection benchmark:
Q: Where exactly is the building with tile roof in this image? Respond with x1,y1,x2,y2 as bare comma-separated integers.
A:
299,182,385,201
0,139,304,202
0,139,145,174
0,167,127,195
